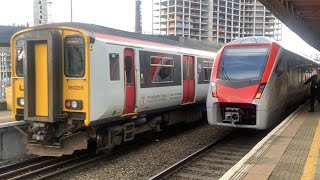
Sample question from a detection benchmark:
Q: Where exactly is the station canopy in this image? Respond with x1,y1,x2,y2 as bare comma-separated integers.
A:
259,0,320,51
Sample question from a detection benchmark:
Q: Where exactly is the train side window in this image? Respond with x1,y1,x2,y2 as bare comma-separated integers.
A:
183,60,187,80
64,36,85,77
189,61,194,80
109,53,120,81
15,40,24,77
203,61,213,81
125,56,133,83
275,58,284,77
150,57,174,83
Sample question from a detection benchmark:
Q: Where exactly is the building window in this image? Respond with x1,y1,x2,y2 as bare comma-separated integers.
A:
39,1,41,4
40,15,42,19
150,57,174,83
39,20,42,24
109,53,120,81
40,6,42,9
40,10,42,14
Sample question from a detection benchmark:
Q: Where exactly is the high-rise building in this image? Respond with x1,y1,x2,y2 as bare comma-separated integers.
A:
152,0,282,44
33,0,48,26
135,0,142,33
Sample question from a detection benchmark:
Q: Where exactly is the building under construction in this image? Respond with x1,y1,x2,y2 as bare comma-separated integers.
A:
33,0,53,26
152,0,282,44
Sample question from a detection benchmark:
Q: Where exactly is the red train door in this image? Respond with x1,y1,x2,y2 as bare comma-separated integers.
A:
123,48,135,114
182,55,195,104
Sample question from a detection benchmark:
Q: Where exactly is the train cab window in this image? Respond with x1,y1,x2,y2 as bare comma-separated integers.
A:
150,57,174,83
218,46,270,81
64,36,85,77
275,58,284,77
125,56,133,83
15,40,24,77
109,53,120,81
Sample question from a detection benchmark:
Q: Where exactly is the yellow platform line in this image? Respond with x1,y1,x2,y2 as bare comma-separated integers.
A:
301,119,320,180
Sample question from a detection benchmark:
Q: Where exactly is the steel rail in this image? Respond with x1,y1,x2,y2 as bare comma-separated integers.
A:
149,131,236,180
8,152,94,180
35,154,109,180
0,157,50,174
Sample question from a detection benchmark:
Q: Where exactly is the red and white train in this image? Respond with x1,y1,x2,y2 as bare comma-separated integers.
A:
206,37,319,129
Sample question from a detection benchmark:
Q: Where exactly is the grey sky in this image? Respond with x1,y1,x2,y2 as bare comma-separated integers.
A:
0,0,318,56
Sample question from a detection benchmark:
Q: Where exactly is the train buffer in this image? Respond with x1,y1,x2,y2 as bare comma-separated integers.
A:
222,102,320,180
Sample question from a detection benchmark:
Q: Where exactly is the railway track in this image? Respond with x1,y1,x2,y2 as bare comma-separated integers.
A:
150,129,270,180
0,151,107,180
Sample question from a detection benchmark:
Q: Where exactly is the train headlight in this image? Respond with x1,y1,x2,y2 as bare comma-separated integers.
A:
65,100,83,110
211,82,217,97
71,101,78,109
255,83,266,99
17,97,24,107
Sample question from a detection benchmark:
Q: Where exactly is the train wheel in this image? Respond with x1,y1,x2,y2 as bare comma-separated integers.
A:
96,130,113,154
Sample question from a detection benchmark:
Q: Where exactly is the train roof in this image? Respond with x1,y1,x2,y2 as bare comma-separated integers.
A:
226,36,320,65
34,22,220,52
227,36,277,45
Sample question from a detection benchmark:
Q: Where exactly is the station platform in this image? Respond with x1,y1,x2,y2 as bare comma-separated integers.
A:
222,102,320,180
0,110,26,160
0,110,14,123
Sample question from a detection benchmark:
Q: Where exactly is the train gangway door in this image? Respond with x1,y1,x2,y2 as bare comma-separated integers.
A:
35,43,49,116
182,55,195,104
123,48,135,114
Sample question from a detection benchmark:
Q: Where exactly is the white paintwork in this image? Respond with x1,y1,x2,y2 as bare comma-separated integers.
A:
90,41,125,121
89,38,216,122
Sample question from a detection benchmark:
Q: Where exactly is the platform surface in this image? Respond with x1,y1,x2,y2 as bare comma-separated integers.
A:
222,103,320,180
0,110,13,123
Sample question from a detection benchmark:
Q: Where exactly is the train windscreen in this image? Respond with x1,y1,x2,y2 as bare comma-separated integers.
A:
218,46,270,84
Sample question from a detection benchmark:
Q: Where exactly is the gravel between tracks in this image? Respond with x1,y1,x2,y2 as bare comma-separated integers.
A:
0,154,38,167
61,122,232,180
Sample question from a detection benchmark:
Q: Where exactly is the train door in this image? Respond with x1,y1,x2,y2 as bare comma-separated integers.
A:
182,55,195,104
123,48,135,114
35,43,49,116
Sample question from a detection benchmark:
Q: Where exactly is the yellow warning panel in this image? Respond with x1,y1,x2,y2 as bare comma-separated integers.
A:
35,43,48,116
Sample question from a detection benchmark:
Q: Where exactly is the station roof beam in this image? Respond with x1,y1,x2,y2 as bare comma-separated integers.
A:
259,0,320,50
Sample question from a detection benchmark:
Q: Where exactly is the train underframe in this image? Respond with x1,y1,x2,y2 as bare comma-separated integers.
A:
25,105,204,156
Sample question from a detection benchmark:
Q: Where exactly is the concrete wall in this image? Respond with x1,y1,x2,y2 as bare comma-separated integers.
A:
0,124,26,160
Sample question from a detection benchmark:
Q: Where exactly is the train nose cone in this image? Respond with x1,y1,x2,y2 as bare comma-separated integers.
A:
217,84,260,103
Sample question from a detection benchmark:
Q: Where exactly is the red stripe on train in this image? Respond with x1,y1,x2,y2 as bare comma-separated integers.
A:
217,84,260,103
94,33,177,49
261,42,281,83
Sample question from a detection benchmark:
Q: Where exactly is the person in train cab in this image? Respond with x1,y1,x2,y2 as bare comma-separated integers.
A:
304,69,320,112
